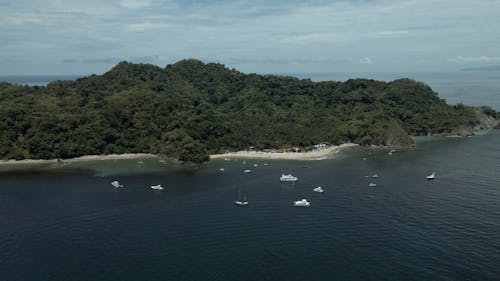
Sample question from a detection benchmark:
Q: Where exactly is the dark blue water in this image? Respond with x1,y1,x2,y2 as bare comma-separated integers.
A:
1,131,500,281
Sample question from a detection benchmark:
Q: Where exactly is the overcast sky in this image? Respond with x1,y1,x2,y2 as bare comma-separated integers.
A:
1,0,499,75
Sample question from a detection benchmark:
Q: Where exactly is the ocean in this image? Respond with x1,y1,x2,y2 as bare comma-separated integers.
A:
0,73,499,281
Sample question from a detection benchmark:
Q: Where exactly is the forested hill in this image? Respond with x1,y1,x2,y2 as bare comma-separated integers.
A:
0,59,497,163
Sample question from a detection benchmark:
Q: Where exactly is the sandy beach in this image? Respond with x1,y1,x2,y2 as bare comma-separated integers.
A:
0,143,358,166
210,143,358,160
0,153,158,166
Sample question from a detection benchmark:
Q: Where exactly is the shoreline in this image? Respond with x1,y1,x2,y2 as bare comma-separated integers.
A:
210,143,358,160
0,153,158,166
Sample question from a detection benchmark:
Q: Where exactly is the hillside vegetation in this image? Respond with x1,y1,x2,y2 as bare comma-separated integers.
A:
0,59,496,162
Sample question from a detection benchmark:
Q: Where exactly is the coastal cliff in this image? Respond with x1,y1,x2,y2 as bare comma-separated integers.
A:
0,60,497,162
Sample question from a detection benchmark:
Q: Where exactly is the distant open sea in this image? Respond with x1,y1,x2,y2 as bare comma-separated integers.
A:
1,71,500,281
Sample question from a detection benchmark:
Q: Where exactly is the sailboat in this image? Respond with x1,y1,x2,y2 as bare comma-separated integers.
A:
234,190,249,206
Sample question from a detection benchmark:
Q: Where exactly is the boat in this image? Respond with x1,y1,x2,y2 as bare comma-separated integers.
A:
244,169,251,173
294,199,311,207
137,161,144,165
369,182,377,187
388,149,396,155
111,180,123,188
372,174,379,178
150,184,164,190
264,163,268,166
234,190,249,206
219,168,225,172
426,172,436,180
224,158,230,161
253,164,258,167
313,186,324,193
280,174,298,182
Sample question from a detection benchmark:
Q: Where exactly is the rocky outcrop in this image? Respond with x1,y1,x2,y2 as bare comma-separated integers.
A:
447,107,499,137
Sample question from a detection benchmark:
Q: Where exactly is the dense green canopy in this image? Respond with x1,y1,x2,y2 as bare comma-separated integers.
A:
0,59,496,162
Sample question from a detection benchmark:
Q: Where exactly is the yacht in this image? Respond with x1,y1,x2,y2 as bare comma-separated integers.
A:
111,181,123,188
244,169,252,173
372,174,379,178
150,184,164,190
313,186,324,193
294,199,311,207
426,172,436,180
234,191,249,206
369,182,377,187
280,174,298,182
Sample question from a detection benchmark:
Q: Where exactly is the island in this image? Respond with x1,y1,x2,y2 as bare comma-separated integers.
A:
0,59,498,163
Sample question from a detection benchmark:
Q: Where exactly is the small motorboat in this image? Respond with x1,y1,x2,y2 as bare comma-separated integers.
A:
294,199,311,207
244,169,251,173
137,161,144,165
253,164,258,167
280,174,298,182
264,163,268,166
111,181,123,188
372,174,379,178
150,184,164,190
388,149,396,155
219,168,225,172
313,186,324,193
426,172,436,180
369,182,377,187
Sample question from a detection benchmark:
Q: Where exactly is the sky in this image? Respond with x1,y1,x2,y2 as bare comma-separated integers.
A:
1,0,499,75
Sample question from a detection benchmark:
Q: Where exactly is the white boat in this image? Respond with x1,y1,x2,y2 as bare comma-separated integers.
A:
150,184,164,190
264,163,268,166
313,186,324,193
244,169,251,173
137,161,144,165
224,158,230,161
294,199,311,207
369,182,377,187
372,174,379,178
234,191,249,206
219,168,225,172
253,164,258,167
426,172,436,180
388,149,396,155
280,174,298,182
111,181,123,188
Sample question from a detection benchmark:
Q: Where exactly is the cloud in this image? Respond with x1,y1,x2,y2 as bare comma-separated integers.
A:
119,0,164,10
359,57,373,64
83,57,122,64
448,56,500,63
126,22,171,32
1,0,500,74
374,30,409,38
62,58,78,63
